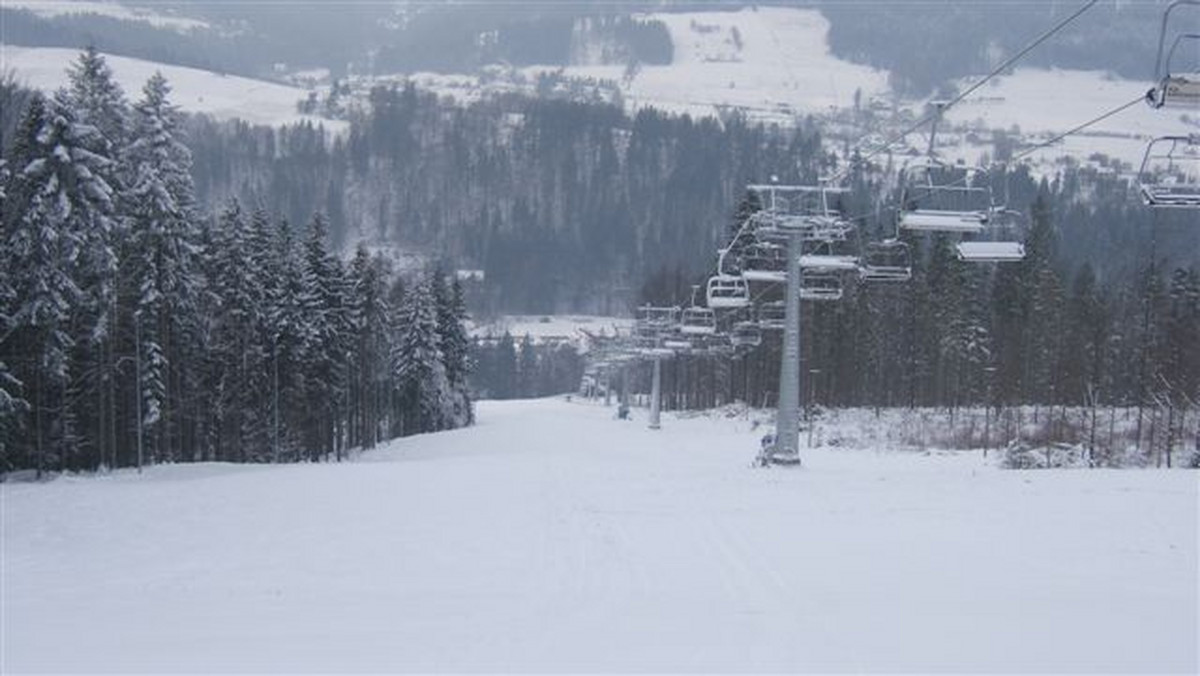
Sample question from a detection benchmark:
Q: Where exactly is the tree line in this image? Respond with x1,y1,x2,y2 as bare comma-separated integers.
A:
0,49,473,477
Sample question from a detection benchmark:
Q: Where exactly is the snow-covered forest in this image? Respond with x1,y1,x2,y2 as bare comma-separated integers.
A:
0,49,474,477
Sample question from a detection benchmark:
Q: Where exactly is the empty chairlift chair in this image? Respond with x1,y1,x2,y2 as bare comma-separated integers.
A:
860,239,912,282
1138,135,1200,208
898,160,993,234
1146,1,1200,109
757,301,787,330
740,241,789,283
706,274,751,308
956,241,1026,262
680,307,717,335
730,321,763,348
798,274,843,301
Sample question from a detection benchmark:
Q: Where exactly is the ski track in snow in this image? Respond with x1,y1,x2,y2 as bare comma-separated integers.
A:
2,398,1197,672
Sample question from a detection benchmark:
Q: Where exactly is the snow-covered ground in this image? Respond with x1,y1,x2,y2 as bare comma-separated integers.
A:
542,7,890,123
3,398,1195,672
940,67,1199,170
3,0,210,32
0,45,345,131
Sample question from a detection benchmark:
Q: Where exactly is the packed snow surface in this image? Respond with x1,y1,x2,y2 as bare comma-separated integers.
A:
0,45,343,131
3,398,1196,672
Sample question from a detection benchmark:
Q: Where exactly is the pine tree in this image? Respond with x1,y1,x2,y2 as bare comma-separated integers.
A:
298,213,350,459
433,272,474,426
59,47,127,471
392,275,449,435
123,73,200,463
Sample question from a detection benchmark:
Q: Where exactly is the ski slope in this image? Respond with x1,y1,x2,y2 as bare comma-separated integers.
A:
0,45,344,131
2,398,1196,672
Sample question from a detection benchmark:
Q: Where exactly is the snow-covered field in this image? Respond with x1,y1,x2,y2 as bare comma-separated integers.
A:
3,398,1195,672
548,7,890,122
941,67,1199,170
3,0,210,32
0,45,344,131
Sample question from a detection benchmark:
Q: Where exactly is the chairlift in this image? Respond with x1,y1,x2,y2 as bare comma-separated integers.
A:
746,183,851,235
662,335,693,351
757,301,787,330
1138,135,1200,208
1146,2,1200,109
730,321,763,348
706,274,751,308
740,241,788,283
956,241,1025,263
799,254,859,271
680,307,717,335
860,239,913,282
897,159,993,233
799,274,843,302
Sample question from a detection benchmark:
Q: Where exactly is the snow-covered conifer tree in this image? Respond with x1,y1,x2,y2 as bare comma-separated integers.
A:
392,275,449,435
123,73,200,462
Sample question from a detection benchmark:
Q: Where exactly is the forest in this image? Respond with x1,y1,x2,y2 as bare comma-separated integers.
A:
0,50,474,476
2,46,1198,475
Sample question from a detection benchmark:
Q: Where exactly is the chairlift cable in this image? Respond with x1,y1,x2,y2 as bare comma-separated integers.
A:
830,0,1102,183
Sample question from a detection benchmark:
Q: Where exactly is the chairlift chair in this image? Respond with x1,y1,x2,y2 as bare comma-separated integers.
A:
757,301,787,330
680,307,717,335
1146,2,1200,109
740,241,789,283
799,254,859,272
706,274,751,308
897,160,993,233
729,321,763,348
799,274,843,301
859,239,913,282
956,241,1025,263
1138,135,1200,208
746,183,851,234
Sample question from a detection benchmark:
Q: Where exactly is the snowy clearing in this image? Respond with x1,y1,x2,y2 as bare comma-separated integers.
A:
941,67,1199,170
2,398,1196,672
551,7,890,123
0,45,345,131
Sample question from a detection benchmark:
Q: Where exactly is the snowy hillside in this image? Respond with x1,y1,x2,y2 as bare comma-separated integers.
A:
0,45,343,130
3,398,1195,672
542,7,890,122
3,0,210,32
940,67,1199,170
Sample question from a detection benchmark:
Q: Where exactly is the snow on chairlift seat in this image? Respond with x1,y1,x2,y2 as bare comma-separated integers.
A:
706,275,751,308
956,241,1025,263
899,209,989,233
798,254,859,271
1140,182,1200,208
